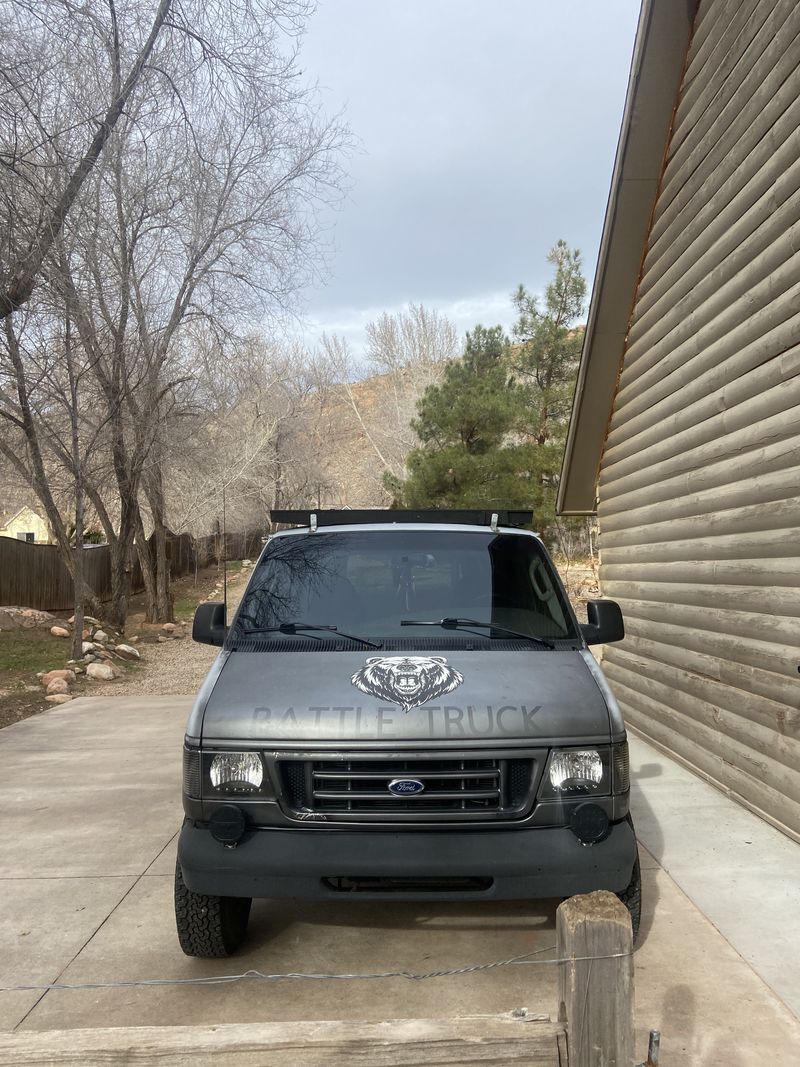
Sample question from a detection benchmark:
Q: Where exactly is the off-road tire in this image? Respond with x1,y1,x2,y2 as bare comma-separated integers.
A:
617,851,642,943
174,859,252,957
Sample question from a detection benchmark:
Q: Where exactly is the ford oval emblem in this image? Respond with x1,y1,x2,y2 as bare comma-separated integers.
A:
388,778,425,796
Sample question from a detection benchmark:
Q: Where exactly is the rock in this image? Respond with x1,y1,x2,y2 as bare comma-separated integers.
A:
111,665,124,679
0,607,58,630
157,634,169,643
171,631,185,640
41,669,76,687
114,644,140,660
86,662,115,681
95,649,113,660
241,559,252,567
46,678,70,695
46,694,73,704
73,666,84,675
93,629,109,643
129,635,139,643
83,653,97,662
50,625,70,638
82,641,96,654
161,622,177,633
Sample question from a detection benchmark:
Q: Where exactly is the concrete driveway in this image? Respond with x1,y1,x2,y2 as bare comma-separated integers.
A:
1,697,798,1065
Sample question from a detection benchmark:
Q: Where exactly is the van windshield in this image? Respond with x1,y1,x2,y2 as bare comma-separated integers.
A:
234,530,576,643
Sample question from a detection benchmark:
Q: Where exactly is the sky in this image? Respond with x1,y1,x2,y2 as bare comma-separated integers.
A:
294,0,642,357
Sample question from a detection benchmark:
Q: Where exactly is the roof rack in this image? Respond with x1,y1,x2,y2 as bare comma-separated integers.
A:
269,509,533,530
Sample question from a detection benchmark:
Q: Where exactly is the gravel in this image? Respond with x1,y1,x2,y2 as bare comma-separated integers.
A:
95,586,245,697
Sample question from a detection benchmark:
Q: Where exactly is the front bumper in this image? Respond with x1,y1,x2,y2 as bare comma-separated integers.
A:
178,818,638,901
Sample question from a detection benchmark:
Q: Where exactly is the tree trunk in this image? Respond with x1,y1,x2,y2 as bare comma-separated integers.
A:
106,534,134,632
72,506,86,661
143,463,174,622
134,510,158,623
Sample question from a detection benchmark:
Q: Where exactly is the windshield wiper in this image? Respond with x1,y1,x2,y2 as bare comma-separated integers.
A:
401,617,555,650
235,622,382,650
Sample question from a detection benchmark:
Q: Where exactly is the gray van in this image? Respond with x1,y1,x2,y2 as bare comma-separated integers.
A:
176,510,639,957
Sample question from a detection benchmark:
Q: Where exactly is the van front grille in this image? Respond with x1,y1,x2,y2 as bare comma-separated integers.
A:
276,754,537,823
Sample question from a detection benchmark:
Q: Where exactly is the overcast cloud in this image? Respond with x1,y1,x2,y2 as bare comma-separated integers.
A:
294,0,641,355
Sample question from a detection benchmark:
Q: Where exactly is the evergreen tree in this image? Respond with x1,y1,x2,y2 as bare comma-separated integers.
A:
512,240,586,447
388,243,586,532
386,325,540,511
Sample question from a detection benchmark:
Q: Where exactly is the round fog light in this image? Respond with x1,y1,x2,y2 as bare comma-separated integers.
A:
569,802,610,845
209,804,247,846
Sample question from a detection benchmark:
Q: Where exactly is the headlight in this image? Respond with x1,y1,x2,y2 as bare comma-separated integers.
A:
549,749,603,792
538,743,629,800
209,752,264,794
539,747,610,799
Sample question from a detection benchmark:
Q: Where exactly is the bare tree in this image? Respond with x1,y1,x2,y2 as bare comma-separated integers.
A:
0,0,349,627
0,0,173,317
317,304,459,499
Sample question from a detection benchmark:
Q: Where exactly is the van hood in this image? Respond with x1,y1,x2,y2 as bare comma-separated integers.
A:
198,649,612,745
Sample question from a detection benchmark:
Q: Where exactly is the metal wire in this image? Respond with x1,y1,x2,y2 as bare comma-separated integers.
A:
1,946,633,993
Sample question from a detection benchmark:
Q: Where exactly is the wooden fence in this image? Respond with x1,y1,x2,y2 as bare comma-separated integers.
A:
0,892,645,1066
0,530,265,612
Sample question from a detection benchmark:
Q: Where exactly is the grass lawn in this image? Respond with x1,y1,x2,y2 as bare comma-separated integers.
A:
0,630,71,730
0,630,69,674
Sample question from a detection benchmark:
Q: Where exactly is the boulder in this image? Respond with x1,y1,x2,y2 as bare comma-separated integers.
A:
157,635,168,643
114,644,140,660
46,678,70,695
0,607,58,630
41,669,76,687
86,662,115,681
83,653,97,662
82,641,96,654
46,694,73,704
171,631,185,640
161,622,177,633
129,635,139,643
241,559,252,568
50,625,70,638
93,629,109,643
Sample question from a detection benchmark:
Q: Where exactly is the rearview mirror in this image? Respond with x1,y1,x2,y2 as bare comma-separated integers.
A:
580,599,624,646
193,601,227,646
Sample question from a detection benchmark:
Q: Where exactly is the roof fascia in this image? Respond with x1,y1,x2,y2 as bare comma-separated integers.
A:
557,0,698,515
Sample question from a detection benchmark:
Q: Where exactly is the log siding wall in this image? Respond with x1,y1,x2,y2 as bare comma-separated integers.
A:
597,0,800,838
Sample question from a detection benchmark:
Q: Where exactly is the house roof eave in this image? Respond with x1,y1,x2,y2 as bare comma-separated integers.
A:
557,0,698,515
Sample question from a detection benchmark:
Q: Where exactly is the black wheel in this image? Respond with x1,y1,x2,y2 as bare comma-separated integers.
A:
174,859,252,957
617,851,642,943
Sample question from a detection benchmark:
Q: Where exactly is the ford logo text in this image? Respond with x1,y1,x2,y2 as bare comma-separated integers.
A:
388,778,425,796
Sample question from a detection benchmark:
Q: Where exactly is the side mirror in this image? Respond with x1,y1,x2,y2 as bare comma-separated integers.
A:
193,601,227,646
580,599,624,646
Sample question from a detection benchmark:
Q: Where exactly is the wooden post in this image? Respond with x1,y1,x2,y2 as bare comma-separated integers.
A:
557,890,634,1067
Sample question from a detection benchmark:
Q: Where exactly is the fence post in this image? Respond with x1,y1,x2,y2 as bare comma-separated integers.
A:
557,890,634,1067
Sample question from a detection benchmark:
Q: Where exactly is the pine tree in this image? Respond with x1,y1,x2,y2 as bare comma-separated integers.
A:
388,243,586,532
512,240,586,448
